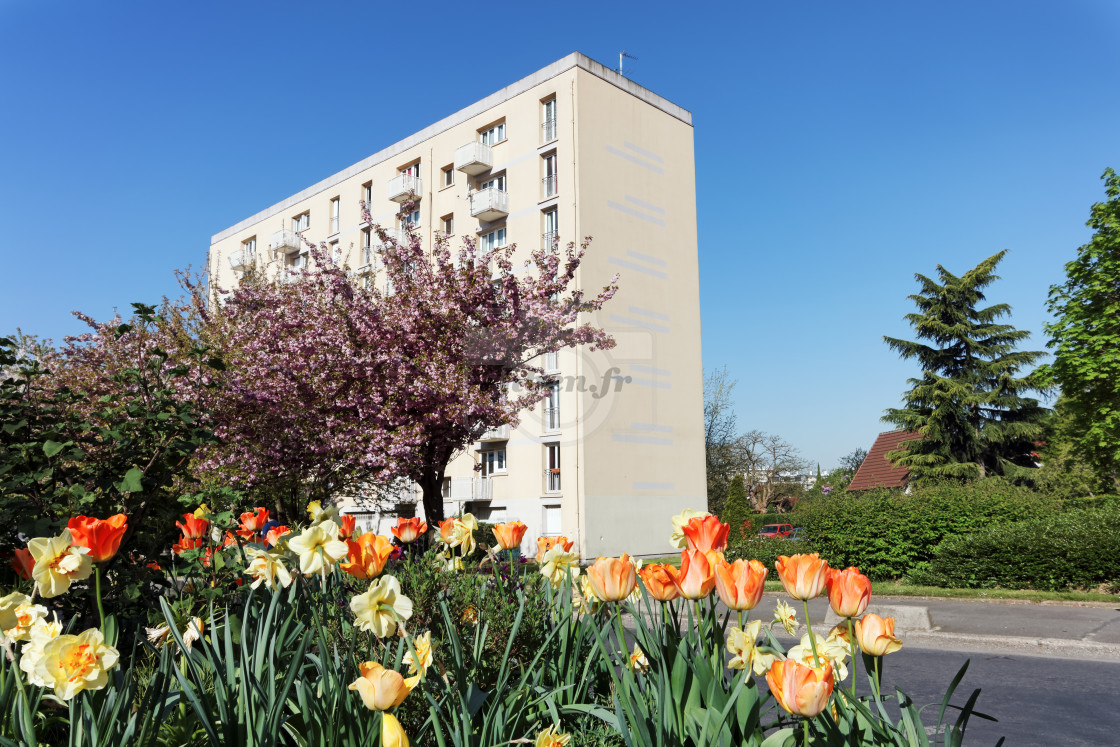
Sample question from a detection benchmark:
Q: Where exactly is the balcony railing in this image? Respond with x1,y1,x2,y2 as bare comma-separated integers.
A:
542,174,557,199
470,188,509,221
544,406,560,431
541,118,557,144
454,142,493,175
541,230,559,253
479,424,510,442
272,229,301,255
228,248,254,271
388,174,422,203
445,477,493,502
546,469,561,493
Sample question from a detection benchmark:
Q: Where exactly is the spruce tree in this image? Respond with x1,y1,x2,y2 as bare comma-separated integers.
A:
722,474,751,541
883,250,1047,480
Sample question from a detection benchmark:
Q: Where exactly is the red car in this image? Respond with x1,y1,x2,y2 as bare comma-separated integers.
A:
758,523,793,539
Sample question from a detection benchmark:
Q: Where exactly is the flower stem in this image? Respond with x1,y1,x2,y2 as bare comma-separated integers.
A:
94,565,107,631
847,617,857,696
614,607,628,666
737,609,744,630
803,717,810,747
802,599,822,668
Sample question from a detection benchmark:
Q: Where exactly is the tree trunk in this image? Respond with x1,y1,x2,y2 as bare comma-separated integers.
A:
419,473,445,525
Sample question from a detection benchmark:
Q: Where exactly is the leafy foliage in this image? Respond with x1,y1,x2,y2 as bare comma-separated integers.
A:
1045,167,1120,491
883,251,1047,480
722,475,752,542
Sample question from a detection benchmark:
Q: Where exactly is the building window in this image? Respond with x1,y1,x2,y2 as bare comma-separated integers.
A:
329,197,340,234
542,153,557,198
545,442,561,493
400,161,421,178
441,214,454,236
481,448,507,476
541,97,557,143
542,208,559,252
292,212,310,234
480,227,507,252
542,503,561,536
479,121,506,146
544,381,560,431
290,252,306,270
479,174,506,192
242,236,257,260
362,181,373,208
442,165,454,188
401,209,420,230
544,350,559,372
361,228,373,264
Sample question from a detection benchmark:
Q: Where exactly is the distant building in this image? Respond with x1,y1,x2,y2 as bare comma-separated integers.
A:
207,53,704,560
847,431,922,491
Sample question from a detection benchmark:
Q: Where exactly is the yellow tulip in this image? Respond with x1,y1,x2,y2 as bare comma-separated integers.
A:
773,600,798,635
348,661,415,710
28,529,93,599
787,632,850,681
350,575,413,637
382,712,410,747
854,613,903,657
31,628,119,700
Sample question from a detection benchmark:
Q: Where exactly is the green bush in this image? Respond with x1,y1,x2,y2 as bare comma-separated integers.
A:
722,476,752,542
787,479,1062,580
726,536,815,569
909,504,1120,591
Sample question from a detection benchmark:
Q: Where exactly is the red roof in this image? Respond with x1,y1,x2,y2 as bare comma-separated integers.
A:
847,430,922,491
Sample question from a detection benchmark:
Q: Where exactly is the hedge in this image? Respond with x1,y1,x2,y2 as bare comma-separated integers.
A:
786,479,1063,580
909,504,1120,591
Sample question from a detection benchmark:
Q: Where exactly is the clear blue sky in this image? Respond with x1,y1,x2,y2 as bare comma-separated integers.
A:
2,0,1118,469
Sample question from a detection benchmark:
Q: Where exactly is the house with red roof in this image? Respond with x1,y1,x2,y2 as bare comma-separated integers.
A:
847,430,922,491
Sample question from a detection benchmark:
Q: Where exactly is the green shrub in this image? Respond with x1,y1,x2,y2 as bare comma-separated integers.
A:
787,479,1062,580
722,476,752,542
909,504,1120,591
726,536,815,569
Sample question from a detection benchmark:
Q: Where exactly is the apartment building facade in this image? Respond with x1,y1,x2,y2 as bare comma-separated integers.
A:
208,53,704,559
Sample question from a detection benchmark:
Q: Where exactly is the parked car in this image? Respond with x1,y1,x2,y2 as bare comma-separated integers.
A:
787,527,807,542
758,523,793,539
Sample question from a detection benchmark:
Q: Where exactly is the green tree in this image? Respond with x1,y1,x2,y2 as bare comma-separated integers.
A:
722,474,751,541
883,251,1047,480
1045,168,1120,490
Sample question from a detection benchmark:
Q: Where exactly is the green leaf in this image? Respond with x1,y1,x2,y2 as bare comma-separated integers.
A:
42,439,66,457
117,467,144,493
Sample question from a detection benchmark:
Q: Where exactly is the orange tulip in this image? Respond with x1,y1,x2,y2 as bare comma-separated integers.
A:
775,553,830,601
176,513,210,540
766,659,834,717
854,613,902,656
172,537,204,555
673,549,716,599
535,536,574,563
638,563,680,602
67,514,128,563
438,518,457,545
390,517,428,544
586,554,638,602
825,566,872,618
11,548,34,580
239,507,269,533
492,521,528,551
681,515,730,553
339,514,357,539
340,533,395,580
264,526,291,547
714,558,768,611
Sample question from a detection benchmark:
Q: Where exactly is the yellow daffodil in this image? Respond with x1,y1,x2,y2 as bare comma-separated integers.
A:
382,712,410,747
307,500,340,525
726,620,779,675
403,631,432,677
2,598,47,643
629,644,650,673
244,546,294,590
31,628,119,700
787,632,850,681
20,617,62,687
287,520,349,575
193,503,210,518
28,529,93,598
669,508,711,549
0,591,32,634
535,724,572,747
350,575,413,637
540,546,581,589
773,600,798,636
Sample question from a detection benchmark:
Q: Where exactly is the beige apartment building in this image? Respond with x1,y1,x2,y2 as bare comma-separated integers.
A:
208,52,704,559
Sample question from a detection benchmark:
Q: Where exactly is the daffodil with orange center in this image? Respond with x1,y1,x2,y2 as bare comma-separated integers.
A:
340,533,394,580
638,563,680,602
775,553,830,601
31,628,120,700
825,566,872,618
673,549,716,600
714,558,768,611
492,521,528,551
28,529,92,599
66,514,128,563
585,554,638,602
766,658,835,718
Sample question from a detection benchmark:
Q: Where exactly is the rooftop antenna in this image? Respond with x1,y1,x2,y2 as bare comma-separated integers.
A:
618,50,638,78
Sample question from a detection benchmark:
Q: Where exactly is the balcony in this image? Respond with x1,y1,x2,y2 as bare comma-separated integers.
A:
544,406,560,432
387,174,422,203
228,248,254,272
454,142,493,175
470,188,509,221
545,469,561,493
542,174,557,199
479,424,510,442
542,230,558,253
272,229,302,255
541,118,557,144
445,477,493,502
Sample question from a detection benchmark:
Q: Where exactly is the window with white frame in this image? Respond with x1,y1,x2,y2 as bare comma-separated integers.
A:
362,181,373,207
441,214,454,236
542,152,558,198
442,165,454,187
544,350,559,372
361,228,373,264
480,227,506,252
242,236,257,260
401,209,420,231
292,212,310,234
542,208,558,252
541,97,557,143
400,162,421,178
545,442,561,493
544,381,560,431
329,197,340,234
479,174,506,192
542,503,561,535
479,121,506,146
481,448,507,476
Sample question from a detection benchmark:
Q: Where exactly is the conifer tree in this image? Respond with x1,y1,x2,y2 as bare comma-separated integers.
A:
722,474,751,541
883,250,1046,480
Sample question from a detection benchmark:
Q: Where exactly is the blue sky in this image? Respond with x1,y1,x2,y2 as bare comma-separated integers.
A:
2,0,1118,469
